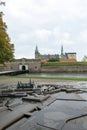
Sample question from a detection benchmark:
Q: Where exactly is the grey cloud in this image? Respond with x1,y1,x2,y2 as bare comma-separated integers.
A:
2,0,87,61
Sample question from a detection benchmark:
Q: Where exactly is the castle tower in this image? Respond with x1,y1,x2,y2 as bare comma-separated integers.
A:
35,45,40,59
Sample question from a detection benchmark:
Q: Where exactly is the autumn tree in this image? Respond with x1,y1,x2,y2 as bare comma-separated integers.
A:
0,1,14,64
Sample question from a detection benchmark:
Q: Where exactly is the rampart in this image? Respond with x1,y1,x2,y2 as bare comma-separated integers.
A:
1,60,87,73
41,65,87,73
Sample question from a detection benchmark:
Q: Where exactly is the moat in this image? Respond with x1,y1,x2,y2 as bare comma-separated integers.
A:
20,72,87,78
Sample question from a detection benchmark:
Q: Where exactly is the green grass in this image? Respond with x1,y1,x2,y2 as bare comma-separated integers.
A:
16,75,87,81
42,62,87,66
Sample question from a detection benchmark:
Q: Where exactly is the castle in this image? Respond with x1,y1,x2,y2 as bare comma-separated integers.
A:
35,45,77,62
0,45,77,72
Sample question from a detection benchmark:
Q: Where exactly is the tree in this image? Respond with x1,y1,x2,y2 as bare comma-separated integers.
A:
0,1,14,64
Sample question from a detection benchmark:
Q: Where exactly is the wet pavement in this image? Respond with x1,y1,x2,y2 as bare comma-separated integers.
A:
0,103,37,130
0,77,87,130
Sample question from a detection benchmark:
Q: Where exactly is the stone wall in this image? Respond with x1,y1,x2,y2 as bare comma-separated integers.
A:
1,60,87,73
41,65,87,72
0,66,6,71
0,59,41,72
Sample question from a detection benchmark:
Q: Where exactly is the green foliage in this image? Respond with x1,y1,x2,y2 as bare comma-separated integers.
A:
16,75,87,81
0,6,14,64
48,58,59,62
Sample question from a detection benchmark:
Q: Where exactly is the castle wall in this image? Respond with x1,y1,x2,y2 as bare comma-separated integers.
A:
1,59,87,73
0,65,6,71
41,65,87,73
28,60,41,72
0,59,41,72
59,58,76,62
16,60,41,72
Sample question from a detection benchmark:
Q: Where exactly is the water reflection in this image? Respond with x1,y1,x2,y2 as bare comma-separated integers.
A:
21,73,87,78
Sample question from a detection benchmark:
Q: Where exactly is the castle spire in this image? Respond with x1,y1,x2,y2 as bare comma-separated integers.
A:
61,45,64,56
35,45,39,53
35,45,40,59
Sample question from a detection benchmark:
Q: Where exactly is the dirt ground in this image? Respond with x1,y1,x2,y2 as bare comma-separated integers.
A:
0,76,61,85
0,76,87,89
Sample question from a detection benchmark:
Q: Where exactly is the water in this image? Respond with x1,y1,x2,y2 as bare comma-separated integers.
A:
20,72,87,78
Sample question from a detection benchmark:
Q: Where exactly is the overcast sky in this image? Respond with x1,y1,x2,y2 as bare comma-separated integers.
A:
1,0,87,61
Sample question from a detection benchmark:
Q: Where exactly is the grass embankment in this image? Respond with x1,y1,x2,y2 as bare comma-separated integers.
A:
16,75,87,81
41,62,87,66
